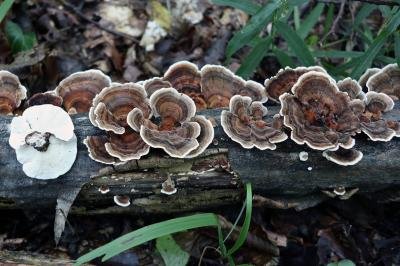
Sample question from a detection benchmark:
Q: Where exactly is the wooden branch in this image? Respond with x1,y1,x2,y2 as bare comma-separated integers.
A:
1,106,400,214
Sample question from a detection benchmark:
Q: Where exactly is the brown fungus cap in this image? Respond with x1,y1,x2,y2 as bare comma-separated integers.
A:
26,92,63,108
358,68,380,91
83,135,122,165
163,61,206,110
337,78,365,101
222,95,287,150
134,88,203,158
367,64,400,101
359,91,398,141
0,71,27,115
185,115,214,158
322,148,363,166
89,83,152,134
55,70,111,114
201,65,267,108
104,130,150,161
279,71,360,150
142,77,172,97
264,66,327,103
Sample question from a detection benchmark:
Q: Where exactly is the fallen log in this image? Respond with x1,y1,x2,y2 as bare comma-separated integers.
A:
1,106,400,215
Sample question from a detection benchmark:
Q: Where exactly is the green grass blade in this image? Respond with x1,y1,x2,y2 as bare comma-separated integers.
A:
274,47,295,67
212,0,260,15
227,183,253,256
75,213,220,265
0,0,14,23
275,21,315,66
225,0,281,60
156,235,190,266
236,37,272,79
323,4,334,36
354,4,376,27
395,31,400,67
350,11,400,78
297,3,324,39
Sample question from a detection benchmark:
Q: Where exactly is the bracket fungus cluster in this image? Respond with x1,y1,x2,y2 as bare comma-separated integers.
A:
8,104,77,179
85,79,214,163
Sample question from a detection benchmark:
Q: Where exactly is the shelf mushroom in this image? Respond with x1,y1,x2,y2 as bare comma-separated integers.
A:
26,92,63,108
359,91,399,141
8,104,77,179
0,71,27,115
322,148,363,166
264,66,327,103
358,68,380,91
366,64,400,101
128,88,212,158
86,83,152,163
150,61,266,111
54,69,111,114
221,95,287,150
337,78,366,101
279,71,361,151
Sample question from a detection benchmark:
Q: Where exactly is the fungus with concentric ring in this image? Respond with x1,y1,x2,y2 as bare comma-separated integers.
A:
0,71,27,115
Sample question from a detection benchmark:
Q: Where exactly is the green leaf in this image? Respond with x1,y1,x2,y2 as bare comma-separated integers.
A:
225,0,281,60
5,21,37,54
227,183,253,255
156,235,190,266
297,3,324,39
74,213,223,265
274,47,295,67
354,4,376,27
0,0,14,23
236,37,272,79
395,31,400,67
212,0,260,15
275,21,315,66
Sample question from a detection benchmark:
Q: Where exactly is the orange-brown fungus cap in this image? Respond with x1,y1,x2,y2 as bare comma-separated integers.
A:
55,70,111,114
0,71,27,115
264,66,326,103
163,61,206,110
90,83,152,134
279,71,360,150
201,65,267,108
26,92,63,108
221,95,287,150
367,64,400,101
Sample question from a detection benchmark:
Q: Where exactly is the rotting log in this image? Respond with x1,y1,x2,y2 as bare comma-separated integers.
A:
1,106,400,214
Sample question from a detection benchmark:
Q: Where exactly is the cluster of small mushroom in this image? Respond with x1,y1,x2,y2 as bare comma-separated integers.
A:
84,61,274,164
257,63,400,165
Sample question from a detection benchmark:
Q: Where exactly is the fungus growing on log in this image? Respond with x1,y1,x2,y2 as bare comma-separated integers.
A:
83,135,121,165
142,77,172,97
26,92,63,108
359,91,399,141
89,83,152,134
55,70,111,114
201,65,267,108
264,66,327,103
366,64,400,101
0,71,27,115
113,195,130,207
322,148,363,166
221,95,287,150
8,104,77,179
131,88,201,158
279,71,360,151
161,176,177,195
87,83,152,162
358,68,380,91
337,78,365,100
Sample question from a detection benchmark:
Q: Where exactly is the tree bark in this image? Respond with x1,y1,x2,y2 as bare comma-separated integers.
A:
1,106,400,214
